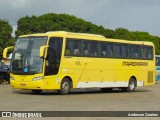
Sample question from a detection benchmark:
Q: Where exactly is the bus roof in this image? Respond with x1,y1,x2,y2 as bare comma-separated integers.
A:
20,31,105,38
19,31,154,46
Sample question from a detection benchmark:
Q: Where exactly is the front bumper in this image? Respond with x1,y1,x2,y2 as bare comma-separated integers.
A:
10,80,45,90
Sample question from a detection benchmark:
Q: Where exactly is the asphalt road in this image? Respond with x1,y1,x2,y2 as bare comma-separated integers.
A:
0,81,160,120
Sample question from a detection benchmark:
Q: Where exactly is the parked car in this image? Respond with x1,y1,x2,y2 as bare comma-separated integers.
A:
0,61,10,84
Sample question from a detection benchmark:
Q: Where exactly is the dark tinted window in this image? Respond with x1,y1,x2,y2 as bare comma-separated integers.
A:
65,39,81,56
114,44,121,57
114,44,128,58
45,37,63,75
107,43,114,57
100,42,114,57
90,41,98,57
82,40,90,56
147,47,153,59
141,46,153,60
121,45,128,58
129,45,141,58
65,38,153,60
100,42,107,57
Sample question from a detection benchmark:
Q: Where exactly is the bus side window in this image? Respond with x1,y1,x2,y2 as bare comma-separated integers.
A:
73,40,81,56
142,47,147,59
121,45,127,58
134,46,140,58
82,40,89,56
100,42,107,57
114,44,121,58
65,42,70,55
147,47,153,59
129,45,141,59
65,39,74,56
107,43,113,57
90,41,98,56
65,49,70,55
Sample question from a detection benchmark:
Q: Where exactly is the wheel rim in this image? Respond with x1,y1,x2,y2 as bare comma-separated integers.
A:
62,81,69,92
129,81,135,90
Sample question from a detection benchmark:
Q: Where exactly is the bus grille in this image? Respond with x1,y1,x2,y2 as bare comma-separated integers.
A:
148,71,153,83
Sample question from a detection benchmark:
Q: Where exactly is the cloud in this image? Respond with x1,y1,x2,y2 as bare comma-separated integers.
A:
0,0,160,36
0,0,30,9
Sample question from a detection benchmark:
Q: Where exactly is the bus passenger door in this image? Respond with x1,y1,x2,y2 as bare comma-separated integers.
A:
44,37,63,89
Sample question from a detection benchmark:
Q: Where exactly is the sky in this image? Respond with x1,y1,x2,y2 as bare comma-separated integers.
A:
0,0,160,36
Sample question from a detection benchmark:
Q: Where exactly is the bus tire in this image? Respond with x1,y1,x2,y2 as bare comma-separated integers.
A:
58,78,71,95
32,90,42,94
122,78,136,92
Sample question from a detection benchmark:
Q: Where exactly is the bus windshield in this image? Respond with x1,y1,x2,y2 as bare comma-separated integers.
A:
11,37,47,75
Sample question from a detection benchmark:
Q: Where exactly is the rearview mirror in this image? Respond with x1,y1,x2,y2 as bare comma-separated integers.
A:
39,45,49,58
3,46,14,59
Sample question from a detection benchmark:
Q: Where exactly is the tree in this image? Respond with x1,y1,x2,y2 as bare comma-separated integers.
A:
15,13,160,54
15,13,110,37
0,19,14,59
114,28,132,40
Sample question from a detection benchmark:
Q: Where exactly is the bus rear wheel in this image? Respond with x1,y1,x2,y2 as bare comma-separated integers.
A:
58,78,71,95
122,78,136,92
32,90,42,94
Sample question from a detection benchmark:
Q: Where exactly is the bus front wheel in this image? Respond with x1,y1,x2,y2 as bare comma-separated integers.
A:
58,78,71,95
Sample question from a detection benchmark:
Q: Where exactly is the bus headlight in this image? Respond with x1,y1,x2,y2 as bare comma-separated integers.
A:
10,76,15,80
32,76,44,81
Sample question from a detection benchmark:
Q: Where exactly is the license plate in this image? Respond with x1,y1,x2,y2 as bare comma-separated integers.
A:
20,83,26,86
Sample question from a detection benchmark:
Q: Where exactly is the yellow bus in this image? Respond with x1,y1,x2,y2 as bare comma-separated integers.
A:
3,31,155,95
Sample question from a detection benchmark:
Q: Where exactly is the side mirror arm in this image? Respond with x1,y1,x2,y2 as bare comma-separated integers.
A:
3,46,14,59
39,45,49,58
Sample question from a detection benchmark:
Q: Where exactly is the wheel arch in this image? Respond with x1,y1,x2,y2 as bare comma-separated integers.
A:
62,76,73,88
130,76,137,87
